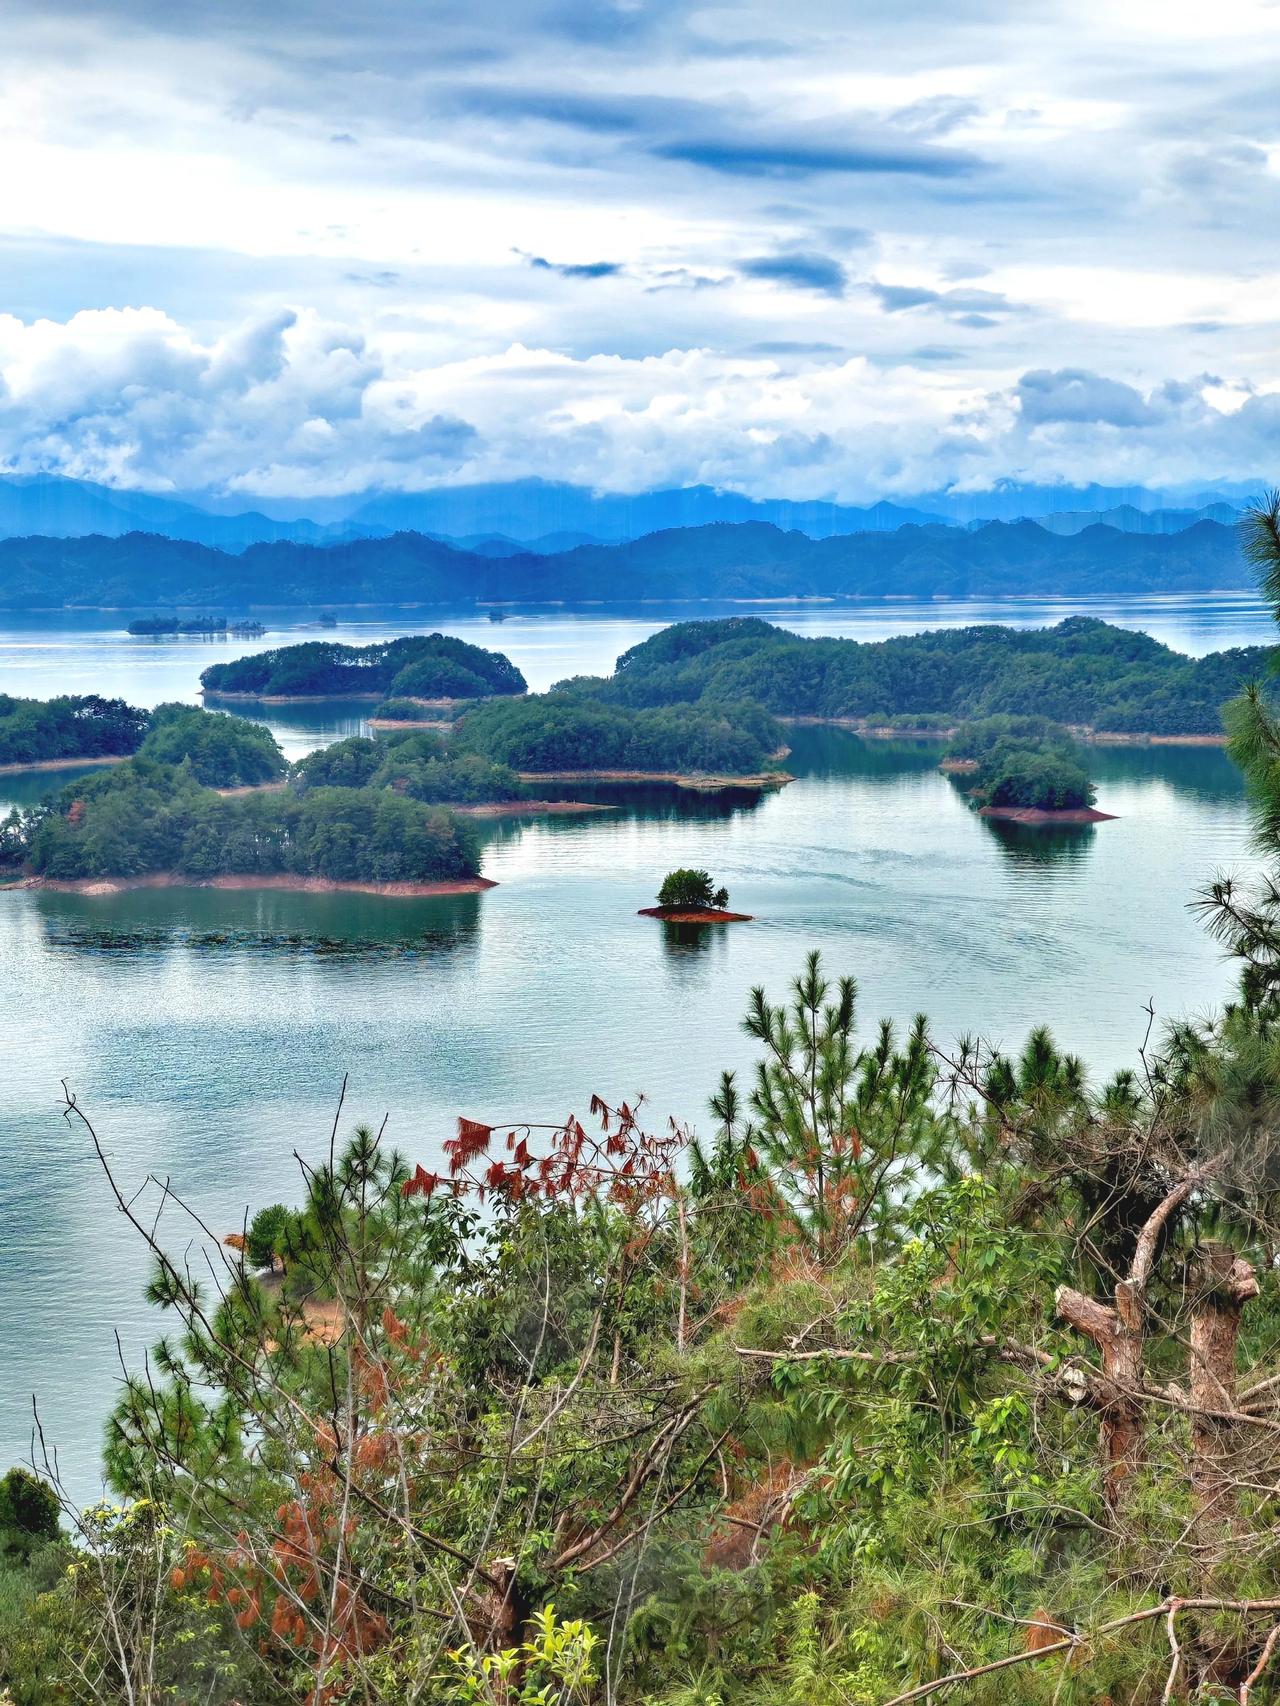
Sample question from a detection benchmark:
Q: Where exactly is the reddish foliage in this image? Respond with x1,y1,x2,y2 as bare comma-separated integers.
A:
401,1164,442,1200
702,1460,803,1571
402,1096,688,1218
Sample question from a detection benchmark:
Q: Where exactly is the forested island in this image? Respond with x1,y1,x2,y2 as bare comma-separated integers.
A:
0,711,486,891
200,633,528,700
128,615,226,636
604,614,1269,736
943,715,1108,820
0,759,483,891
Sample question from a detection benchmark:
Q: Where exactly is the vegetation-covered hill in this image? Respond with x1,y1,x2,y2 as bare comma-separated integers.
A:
139,703,287,786
294,731,522,803
200,633,528,699
945,715,1097,810
0,515,1251,608
0,757,480,884
0,693,149,766
607,614,1270,734
452,692,786,774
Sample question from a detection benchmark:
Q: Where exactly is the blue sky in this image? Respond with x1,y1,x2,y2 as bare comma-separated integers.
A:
0,0,1278,501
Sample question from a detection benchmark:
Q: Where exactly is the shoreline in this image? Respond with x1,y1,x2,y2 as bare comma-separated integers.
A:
4,872,497,898
782,715,1226,746
517,768,794,791
0,753,130,777
455,799,617,818
638,904,753,923
368,716,454,731
978,805,1117,825
203,690,513,707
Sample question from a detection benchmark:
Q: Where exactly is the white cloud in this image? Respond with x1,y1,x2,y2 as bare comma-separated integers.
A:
0,307,1276,501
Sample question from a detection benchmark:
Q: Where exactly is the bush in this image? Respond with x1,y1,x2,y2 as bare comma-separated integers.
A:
0,1469,59,1553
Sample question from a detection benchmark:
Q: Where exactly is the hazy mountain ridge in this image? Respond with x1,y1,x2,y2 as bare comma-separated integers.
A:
0,516,1250,609
2,473,1251,553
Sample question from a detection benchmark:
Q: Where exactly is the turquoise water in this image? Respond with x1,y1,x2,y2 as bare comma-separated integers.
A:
0,597,1267,1501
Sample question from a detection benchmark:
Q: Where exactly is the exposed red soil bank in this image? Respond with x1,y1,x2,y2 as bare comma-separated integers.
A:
978,805,1116,825
455,799,616,818
0,754,128,777
7,872,497,898
637,904,754,923
519,769,793,791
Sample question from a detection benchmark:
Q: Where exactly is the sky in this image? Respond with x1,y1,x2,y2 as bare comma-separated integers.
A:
0,0,1279,504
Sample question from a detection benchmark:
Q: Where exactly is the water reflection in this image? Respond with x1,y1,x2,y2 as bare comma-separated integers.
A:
1090,744,1245,804
33,888,485,960
785,726,944,781
977,816,1098,867
500,778,772,825
202,696,369,763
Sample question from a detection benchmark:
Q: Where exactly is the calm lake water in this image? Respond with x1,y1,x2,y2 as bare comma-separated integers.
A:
0,594,1270,1500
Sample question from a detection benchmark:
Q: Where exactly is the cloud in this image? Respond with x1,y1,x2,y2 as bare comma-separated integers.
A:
870,283,1021,319
3,308,1279,505
524,254,624,280
0,308,478,496
1017,368,1158,428
740,252,847,295
654,135,980,178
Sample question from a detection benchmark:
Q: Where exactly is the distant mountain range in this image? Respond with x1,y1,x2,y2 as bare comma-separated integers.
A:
0,516,1253,611
1032,502,1241,537
0,473,1253,554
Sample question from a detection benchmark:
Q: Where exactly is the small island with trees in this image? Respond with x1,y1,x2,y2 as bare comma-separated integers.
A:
200,632,528,702
639,868,752,922
943,715,1115,823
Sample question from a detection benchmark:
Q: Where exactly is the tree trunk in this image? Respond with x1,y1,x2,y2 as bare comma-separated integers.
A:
1056,1283,1145,1506
1056,1172,1208,1509
1187,1243,1259,1694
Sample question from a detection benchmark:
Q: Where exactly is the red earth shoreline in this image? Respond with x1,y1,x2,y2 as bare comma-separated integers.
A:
4,873,497,898
637,904,754,923
977,805,1116,825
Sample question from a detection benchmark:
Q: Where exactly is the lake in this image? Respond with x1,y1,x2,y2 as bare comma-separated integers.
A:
0,594,1269,1501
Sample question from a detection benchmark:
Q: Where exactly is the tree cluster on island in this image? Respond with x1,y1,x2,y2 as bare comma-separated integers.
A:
200,632,528,700
655,867,731,910
945,714,1098,812
293,731,521,804
452,689,785,775
127,615,228,636
1,757,481,884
